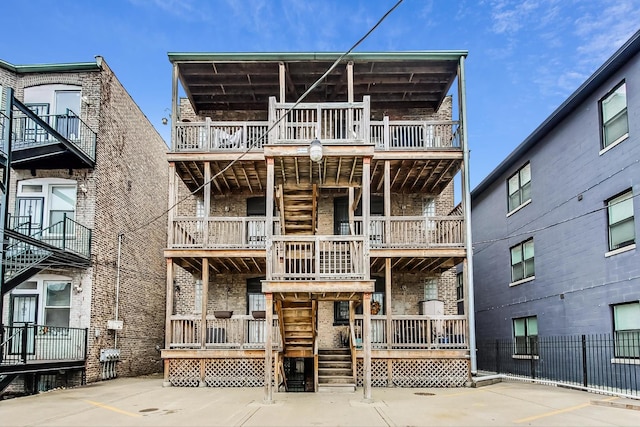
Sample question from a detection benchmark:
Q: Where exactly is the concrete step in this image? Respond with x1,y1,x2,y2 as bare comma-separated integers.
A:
318,383,356,393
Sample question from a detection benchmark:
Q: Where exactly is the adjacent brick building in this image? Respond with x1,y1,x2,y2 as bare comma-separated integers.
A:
0,57,168,395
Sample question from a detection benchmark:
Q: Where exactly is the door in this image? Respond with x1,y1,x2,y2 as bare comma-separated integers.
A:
247,197,266,246
54,91,81,140
16,197,44,234
10,295,38,355
247,278,266,343
25,104,50,143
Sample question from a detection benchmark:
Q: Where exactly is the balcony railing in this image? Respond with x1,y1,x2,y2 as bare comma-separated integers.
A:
269,235,366,281
370,118,460,150
12,110,96,162
1,324,88,366
171,100,460,153
353,315,468,350
8,214,92,259
270,97,369,144
169,216,278,248
174,120,269,151
354,216,465,248
168,315,281,350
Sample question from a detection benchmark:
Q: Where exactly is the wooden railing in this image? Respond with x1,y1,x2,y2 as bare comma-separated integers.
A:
168,315,281,349
174,120,269,151
270,97,370,144
268,235,366,281
353,315,468,350
169,216,279,248
370,118,460,150
354,216,465,248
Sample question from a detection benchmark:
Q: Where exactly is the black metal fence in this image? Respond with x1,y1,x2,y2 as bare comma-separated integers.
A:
477,334,640,397
1,324,88,366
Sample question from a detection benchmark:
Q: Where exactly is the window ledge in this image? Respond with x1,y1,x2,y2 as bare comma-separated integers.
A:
511,354,540,360
507,199,532,217
509,276,535,287
599,133,628,155
605,244,636,258
611,358,640,365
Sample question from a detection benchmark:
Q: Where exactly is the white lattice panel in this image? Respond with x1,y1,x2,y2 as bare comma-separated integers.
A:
204,358,273,387
168,359,200,387
357,358,469,388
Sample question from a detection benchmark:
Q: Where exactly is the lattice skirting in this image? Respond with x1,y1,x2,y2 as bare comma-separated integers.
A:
356,358,469,388
167,358,275,387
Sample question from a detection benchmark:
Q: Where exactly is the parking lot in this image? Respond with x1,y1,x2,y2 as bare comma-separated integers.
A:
2,374,639,426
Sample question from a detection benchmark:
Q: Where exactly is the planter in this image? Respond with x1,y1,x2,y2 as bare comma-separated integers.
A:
251,310,266,319
214,310,233,319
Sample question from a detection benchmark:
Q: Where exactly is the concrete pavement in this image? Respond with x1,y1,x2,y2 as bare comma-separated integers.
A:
2,374,639,426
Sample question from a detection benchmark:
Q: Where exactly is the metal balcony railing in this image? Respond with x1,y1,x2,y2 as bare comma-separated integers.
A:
11,109,96,162
1,324,88,366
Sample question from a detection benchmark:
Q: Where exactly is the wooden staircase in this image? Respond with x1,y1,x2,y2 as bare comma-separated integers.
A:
278,300,316,358
317,348,356,392
276,184,317,235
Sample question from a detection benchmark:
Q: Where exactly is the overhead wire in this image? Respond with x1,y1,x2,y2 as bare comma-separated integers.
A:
124,0,405,235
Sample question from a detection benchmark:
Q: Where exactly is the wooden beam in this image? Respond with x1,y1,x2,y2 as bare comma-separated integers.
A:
264,292,273,402
363,292,371,400
200,258,209,354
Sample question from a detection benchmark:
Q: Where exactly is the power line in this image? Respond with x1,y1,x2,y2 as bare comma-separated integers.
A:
125,0,405,235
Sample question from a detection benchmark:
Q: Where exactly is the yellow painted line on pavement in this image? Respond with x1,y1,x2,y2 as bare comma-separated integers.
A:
84,400,142,418
515,403,589,423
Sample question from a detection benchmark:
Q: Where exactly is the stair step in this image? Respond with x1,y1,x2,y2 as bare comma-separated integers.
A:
318,354,351,361
318,368,352,376
318,384,356,393
318,361,351,369
318,375,354,384
319,348,351,355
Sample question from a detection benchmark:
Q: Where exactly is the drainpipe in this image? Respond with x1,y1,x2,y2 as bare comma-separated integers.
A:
114,232,123,349
458,56,477,374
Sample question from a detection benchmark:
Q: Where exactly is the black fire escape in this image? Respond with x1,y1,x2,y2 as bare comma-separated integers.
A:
0,88,94,395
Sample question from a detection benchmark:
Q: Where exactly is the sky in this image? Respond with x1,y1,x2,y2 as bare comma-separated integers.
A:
2,0,639,189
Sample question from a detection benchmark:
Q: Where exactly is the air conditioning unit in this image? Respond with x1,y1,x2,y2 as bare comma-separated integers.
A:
419,300,444,316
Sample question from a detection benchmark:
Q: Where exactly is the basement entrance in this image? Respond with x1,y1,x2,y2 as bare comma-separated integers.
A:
281,357,314,392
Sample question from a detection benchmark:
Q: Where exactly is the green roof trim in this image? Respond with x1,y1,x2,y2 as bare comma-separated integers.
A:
168,51,468,63
0,58,101,73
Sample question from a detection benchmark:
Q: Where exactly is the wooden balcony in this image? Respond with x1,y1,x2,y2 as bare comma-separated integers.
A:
267,235,366,281
353,315,468,350
169,216,275,249
168,314,281,350
355,216,465,249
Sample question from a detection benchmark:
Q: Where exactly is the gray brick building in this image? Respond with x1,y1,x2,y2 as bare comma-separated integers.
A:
1,57,168,396
471,30,640,390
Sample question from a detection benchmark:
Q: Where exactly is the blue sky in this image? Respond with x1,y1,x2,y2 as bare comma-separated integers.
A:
2,0,639,188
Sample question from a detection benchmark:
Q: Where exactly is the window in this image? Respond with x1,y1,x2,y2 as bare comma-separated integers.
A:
16,179,77,232
613,302,640,358
607,190,635,251
44,281,71,328
424,278,438,300
335,277,385,324
456,272,464,315
507,163,531,212
511,239,534,282
513,316,538,355
601,82,628,149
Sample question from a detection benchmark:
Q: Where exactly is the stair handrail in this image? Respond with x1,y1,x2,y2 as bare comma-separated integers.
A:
275,300,286,353
25,215,92,258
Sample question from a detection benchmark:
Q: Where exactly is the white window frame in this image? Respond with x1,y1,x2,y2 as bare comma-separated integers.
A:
600,81,628,150
612,302,640,359
510,239,535,284
607,190,635,252
513,316,538,356
507,163,531,213
16,178,77,232
10,274,73,330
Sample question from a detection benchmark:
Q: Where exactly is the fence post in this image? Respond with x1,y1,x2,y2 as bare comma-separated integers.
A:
495,339,500,374
21,324,28,363
529,336,536,379
581,334,588,388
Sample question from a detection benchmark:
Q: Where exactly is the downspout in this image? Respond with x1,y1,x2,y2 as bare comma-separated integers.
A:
114,232,123,349
458,55,477,374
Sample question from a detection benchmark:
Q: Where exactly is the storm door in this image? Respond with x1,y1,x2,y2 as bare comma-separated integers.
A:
10,294,38,355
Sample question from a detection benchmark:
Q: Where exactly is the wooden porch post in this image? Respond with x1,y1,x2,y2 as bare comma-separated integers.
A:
199,258,209,386
266,158,274,279
163,258,173,387
363,291,372,400
203,162,211,247
384,161,392,352
279,62,286,103
362,157,371,281
264,292,274,402
167,162,176,247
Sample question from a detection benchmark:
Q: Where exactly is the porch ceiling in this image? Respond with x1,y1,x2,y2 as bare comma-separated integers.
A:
173,155,459,195
370,256,464,274
174,255,266,275
170,52,463,114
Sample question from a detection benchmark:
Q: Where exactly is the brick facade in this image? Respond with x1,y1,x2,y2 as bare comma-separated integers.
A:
1,57,168,386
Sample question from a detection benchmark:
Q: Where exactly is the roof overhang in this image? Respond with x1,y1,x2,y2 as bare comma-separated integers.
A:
168,51,467,114
0,58,101,74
